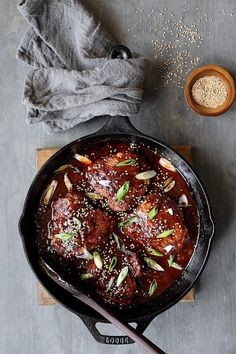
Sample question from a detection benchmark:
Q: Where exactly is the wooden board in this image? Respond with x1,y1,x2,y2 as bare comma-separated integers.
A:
36,145,195,305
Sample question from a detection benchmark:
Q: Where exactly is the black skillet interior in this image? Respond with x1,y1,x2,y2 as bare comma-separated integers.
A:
19,115,214,343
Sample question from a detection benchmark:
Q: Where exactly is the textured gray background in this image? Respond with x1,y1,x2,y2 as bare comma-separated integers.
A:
0,1,236,354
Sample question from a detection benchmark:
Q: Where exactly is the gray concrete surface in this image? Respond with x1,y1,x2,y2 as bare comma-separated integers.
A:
1,1,236,353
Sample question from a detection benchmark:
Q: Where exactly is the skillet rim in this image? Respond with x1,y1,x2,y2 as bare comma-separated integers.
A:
18,128,215,323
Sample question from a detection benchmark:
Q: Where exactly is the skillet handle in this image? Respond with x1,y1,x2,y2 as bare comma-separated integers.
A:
96,115,140,135
95,44,140,135
78,313,155,345
108,45,132,60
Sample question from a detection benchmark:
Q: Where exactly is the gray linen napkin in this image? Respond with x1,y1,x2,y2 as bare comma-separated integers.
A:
17,0,145,133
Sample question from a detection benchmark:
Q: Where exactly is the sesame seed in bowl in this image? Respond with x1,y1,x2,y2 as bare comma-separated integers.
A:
184,65,235,116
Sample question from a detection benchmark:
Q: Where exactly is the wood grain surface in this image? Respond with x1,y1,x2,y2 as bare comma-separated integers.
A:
36,145,195,305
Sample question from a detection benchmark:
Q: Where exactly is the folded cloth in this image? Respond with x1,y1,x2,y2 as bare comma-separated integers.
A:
17,0,145,133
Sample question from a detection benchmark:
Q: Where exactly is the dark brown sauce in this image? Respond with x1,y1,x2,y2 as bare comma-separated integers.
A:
35,142,199,307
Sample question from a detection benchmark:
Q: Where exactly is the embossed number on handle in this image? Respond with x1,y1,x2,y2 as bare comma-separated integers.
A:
105,336,130,345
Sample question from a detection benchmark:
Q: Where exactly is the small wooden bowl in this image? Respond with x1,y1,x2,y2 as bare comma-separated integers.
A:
184,65,235,116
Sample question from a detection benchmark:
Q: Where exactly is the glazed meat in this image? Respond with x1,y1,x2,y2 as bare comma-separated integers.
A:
36,141,199,307
120,189,189,255
86,151,150,211
84,241,142,304
127,251,142,278
50,192,113,257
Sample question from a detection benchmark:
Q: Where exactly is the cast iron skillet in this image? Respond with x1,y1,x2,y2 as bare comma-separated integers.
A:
19,46,214,345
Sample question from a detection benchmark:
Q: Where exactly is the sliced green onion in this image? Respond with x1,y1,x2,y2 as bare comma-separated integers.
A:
116,181,130,202
116,266,129,286
106,276,115,291
74,154,92,165
40,180,58,205
64,173,73,192
164,245,173,253
135,170,156,180
157,229,174,238
112,233,126,252
147,248,163,257
54,164,71,173
80,273,94,280
171,262,183,270
93,251,103,269
54,232,73,241
143,257,164,271
112,232,121,248
167,208,173,216
168,255,174,267
86,192,102,200
163,176,173,188
116,159,137,167
159,158,176,172
73,217,82,228
148,207,158,220
148,279,158,296
168,255,183,270
178,194,189,207
118,216,138,228
164,180,175,193
109,256,118,272
77,248,93,260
